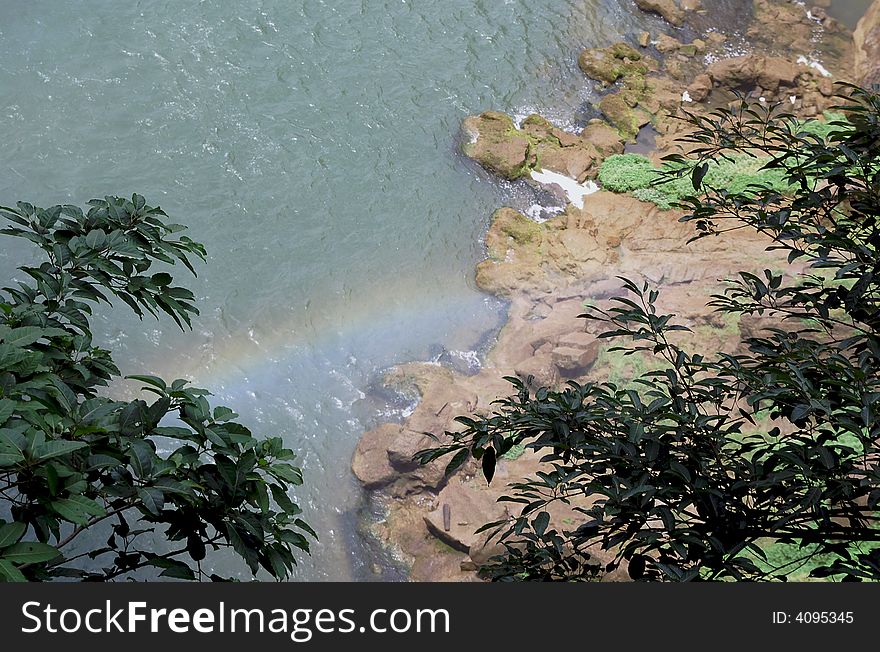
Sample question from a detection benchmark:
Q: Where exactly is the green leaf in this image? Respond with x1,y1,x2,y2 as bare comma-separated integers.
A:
0,522,27,549
128,439,155,479
126,375,168,392
0,559,27,582
137,487,164,516
444,448,469,477
0,399,15,425
2,326,47,347
33,440,87,461
481,446,496,485
51,496,105,526
269,463,303,485
1,542,60,565
294,518,317,541
532,511,550,537
84,229,107,250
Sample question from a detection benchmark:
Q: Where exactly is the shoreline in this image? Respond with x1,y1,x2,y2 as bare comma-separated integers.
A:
353,0,872,581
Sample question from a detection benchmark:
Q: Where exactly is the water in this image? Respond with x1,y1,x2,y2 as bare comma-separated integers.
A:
0,0,674,579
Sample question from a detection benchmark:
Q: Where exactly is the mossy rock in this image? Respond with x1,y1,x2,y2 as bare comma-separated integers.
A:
461,111,533,180
598,93,652,140
578,42,649,86
491,207,541,250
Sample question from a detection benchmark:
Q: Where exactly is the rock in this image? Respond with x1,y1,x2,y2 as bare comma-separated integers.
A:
634,0,685,26
424,480,508,553
351,423,400,489
514,356,559,388
655,33,683,54
578,42,648,86
384,428,450,492
580,120,625,156
707,55,800,95
638,31,651,48
687,73,713,102
557,330,600,351
468,528,508,567
461,111,532,180
599,92,651,140
855,0,880,86
551,344,600,376
484,207,542,261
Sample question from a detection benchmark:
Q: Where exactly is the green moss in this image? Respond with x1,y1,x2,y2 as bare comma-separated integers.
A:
579,43,647,86
595,345,669,392
598,153,792,209
598,154,657,192
797,111,846,140
499,212,541,244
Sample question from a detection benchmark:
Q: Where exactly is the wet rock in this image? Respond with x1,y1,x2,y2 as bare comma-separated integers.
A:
634,0,685,26
577,42,648,86
599,93,652,140
638,31,651,48
461,111,532,180
855,0,880,86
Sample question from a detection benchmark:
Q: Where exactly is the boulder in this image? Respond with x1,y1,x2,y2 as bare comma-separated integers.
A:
424,480,508,553
599,93,652,140
855,0,880,86
514,355,560,389
686,73,713,102
351,423,400,489
578,42,648,86
634,0,685,26
461,111,531,180
551,341,600,377
580,120,625,156
707,55,800,95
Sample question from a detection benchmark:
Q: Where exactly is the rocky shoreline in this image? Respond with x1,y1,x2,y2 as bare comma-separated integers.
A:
353,0,880,581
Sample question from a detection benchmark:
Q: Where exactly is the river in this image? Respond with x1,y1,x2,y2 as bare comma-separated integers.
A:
0,0,813,579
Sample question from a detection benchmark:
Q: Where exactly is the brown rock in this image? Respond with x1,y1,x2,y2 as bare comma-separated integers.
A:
514,356,560,388
424,480,508,553
687,73,713,102
351,423,400,489
707,55,800,95
461,111,531,180
855,0,880,86
551,344,600,376
577,42,647,86
634,0,685,26
638,31,651,48
580,120,625,156
655,33,683,54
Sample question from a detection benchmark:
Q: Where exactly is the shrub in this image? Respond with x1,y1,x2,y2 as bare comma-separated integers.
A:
418,85,880,582
0,196,314,582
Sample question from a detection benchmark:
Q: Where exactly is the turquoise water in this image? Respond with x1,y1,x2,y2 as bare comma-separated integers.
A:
0,1,653,579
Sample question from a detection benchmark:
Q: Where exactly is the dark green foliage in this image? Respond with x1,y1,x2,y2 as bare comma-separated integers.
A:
417,84,880,581
0,195,313,581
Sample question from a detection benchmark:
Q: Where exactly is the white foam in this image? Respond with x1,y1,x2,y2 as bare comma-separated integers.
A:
681,90,693,103
797,55,832,77
529,169,599,209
